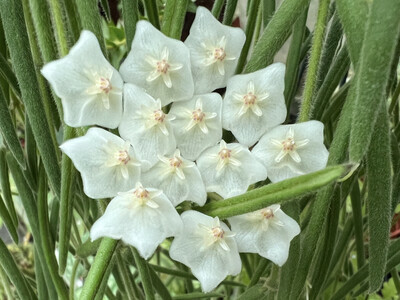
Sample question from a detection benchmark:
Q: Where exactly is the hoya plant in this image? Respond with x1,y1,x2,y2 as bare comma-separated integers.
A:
0,0,399,299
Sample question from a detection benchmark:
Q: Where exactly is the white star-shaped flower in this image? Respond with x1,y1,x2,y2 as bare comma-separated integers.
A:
91,183,183,259
228,204,300,266
118,84,176,168
41,30,123,128
185,6,246,94
169,94,222,160
119,21,194,106
141,149,207,207
170,211,241,292
196,140,267,198
252,121,329,182
222,63,287,146
60,128,141,199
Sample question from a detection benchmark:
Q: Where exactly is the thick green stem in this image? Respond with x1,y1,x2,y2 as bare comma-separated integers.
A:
79,238,118,299
132,248,155,300
298,0,330,122
223,0,238,25
212,0,225,18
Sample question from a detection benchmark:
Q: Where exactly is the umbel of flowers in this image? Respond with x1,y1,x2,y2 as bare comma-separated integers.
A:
42,6,329,293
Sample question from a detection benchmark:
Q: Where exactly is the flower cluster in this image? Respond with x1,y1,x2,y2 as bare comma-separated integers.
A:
42,6,329,292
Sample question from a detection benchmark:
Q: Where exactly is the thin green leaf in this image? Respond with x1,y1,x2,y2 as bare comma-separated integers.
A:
122,0,139,50
366,106,392,292
0,52,21,98
0,149,18,229
0,193,18,243
143,0,161,29
200,165,349,219
223,0,239,25
0,238,36,300
349,0,400,162
0,0,61,197
132,248,155,300
211,0,224,18
173,292,224,299
245,0,311,72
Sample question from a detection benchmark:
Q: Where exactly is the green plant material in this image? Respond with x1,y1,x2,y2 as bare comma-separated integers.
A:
122,0,139,51
22,0,60,157
79,238,118,299
320,81,350,124
148,265,172,300
244,0,311,72
331,239,400,299
222,0,238,25
0,149,18,228
277,201,300,299
100,0,111,21
236,0,261,74
75,0,107,55
0,89,25,169
200,165,348,218
132,248,155,300
77,238,102,258
262,0,275,28
211,0,224,18
69,259,80,300
389,81,400,115
0,0,61,197
6,152,60,299
162,0,188,40
366,106,392,292
63,0,81,43
237,284,268,300
0,53,21,98
0,238,36,300
298,0,330,122
284,8,308,113
37,165,69,299
350,181,365,268
335,0,368,66
248,259,268,287
143,0,160,29
173,293,224,299
94,255,117,300
349,0,400,163
116,253,137,300
34,249,49,300
0,193,18,243
391,270,400,296
312,46,350,120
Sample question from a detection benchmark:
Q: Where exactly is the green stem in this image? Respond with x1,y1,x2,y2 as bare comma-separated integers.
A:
69,259,80,300
391,269,400,295
116,253,138,300
79,238,118,299
143,0,160,29
37,166,69,299
212,0,225,18
350,180,365,268
48,0,69,57
0,52,21,98
248,259,268,287
236,0,261,74
122,0,139,51
262,0,275,28
223,0,238,25
162,0,188,39
132,248,155,300
298,0,330,122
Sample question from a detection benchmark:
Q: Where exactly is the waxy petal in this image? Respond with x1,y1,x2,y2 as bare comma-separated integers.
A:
41,31,123,128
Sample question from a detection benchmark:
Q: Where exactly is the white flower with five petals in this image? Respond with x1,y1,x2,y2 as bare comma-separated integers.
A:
119,21,194,106
91,183,183,259
60,128,141,199
228,204,300,266
118,84,176,168
169,94,222,160
252,120,329,182
170,211,241,292
41,31,123,128
141,149,207,207
196,140,267,198
222,63,287,146
185,6,246,94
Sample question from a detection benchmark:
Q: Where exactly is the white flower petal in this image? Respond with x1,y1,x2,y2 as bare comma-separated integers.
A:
118,84,176,167
119,21,194,106
185,7,246,94
197,141,267,198
229,206,300,266
170,93,223,160
170,211,241,292
41,31,123,128
222,63,287,146
252,120,329,182
91,186,183,259
60,128,141,198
